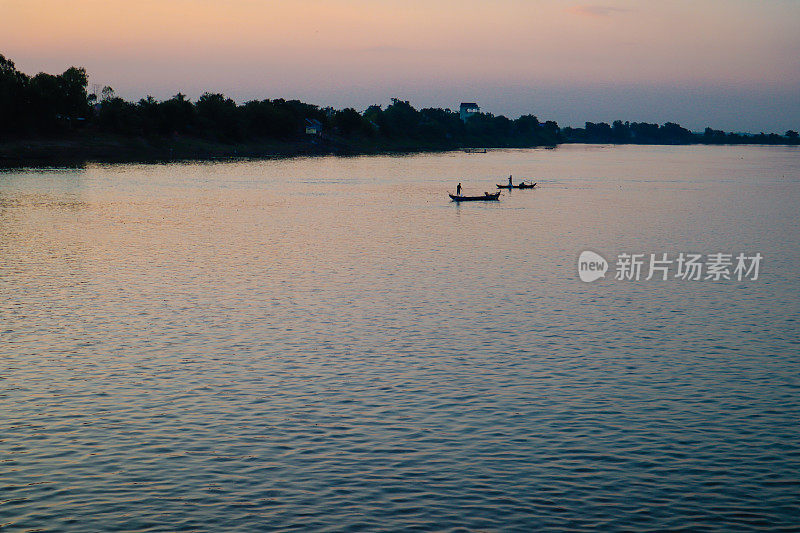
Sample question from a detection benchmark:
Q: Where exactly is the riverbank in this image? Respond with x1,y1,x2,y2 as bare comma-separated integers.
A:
2,132,796,168
0,132,461,167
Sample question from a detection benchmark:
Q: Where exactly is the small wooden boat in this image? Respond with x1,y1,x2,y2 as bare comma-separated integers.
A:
449,192,501,202
496,182,536,189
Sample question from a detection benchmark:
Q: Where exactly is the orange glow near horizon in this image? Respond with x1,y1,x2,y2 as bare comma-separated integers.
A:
3,0,799,131
7,0,799,83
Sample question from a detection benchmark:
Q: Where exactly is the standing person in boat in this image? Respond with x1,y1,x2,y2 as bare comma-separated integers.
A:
508,175,513,187
456,182,462,196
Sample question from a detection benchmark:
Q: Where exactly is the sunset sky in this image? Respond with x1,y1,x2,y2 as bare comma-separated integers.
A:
4,0,799,132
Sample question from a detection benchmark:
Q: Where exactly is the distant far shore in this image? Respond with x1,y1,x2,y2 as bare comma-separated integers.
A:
2,132,799,168
0,132,388,167
0,132,478,167
2,53,797,168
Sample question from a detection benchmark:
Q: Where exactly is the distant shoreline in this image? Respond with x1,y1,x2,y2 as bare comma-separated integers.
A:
0,132,540,168
2,53,796,168
2,133,798,168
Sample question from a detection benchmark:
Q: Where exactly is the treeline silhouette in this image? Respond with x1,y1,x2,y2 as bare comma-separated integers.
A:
0,55,558,149
96,94,561,148
1,54,797,152
562,120,799,145
0,55,91,136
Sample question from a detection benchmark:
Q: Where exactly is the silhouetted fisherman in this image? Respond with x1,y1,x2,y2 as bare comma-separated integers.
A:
508,175,513,187
456,182,462,196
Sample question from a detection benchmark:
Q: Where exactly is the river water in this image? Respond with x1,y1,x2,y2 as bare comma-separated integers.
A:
2,145,799,531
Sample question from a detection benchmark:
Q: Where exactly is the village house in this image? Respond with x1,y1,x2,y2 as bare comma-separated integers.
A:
459,102,480,122
305,118,323,135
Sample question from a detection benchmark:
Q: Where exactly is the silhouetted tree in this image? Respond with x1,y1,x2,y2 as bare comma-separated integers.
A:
97,96,140,134
332,108,366,135
158,93,196,135
0,54,30,137
60,67,90,121
196,92,240,141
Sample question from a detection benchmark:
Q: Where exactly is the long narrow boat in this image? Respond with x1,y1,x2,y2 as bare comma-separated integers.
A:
449,192,501,202
496,182,536,189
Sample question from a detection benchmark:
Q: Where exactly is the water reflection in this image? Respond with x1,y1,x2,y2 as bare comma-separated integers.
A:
1,146,799,532
0,192,87,212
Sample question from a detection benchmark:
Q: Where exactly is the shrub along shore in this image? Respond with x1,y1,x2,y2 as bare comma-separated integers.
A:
1,54,797,166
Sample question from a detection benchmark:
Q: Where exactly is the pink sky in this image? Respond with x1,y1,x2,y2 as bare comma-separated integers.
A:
4,0,799,132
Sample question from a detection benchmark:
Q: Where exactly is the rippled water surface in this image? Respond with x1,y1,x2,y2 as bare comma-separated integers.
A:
2,145,799,531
